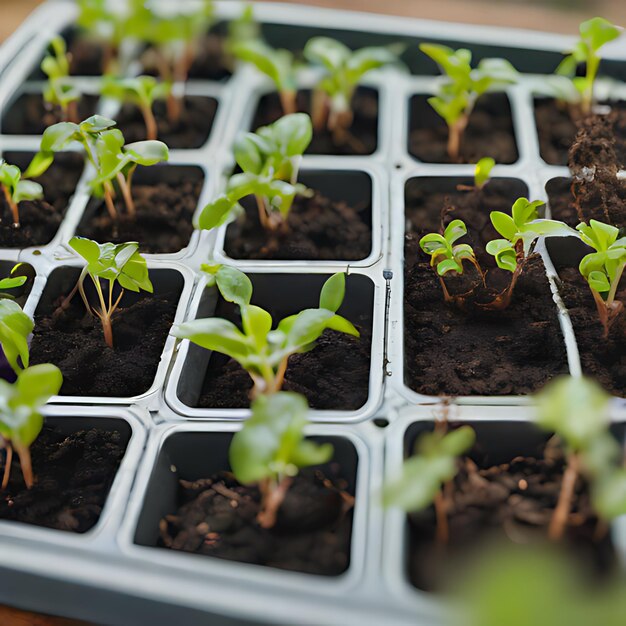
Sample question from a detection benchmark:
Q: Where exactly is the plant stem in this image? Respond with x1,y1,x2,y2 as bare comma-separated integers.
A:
1,184,20,227
92,276,114,349
103,184,117,221
255,194,273,231
273,357,289,392
140,104,158,141
311,88,329,131
1,443,12,490
279,90,297,115
434,490,449,544
548,452,579,541
116,172,136,218
257,475,292,529
16,445,34,489
447,115,468,162
66,99,79,124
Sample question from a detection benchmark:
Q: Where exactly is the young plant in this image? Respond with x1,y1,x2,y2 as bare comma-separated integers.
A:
200,263,253,307
101,75,171,141
0,364,63,489
536,375,625,541
66,237,153,349
0,299,33,376
455,157,495,192
303,37,401,143
485,198,575,309
419,219,483,303
552,17,622,116
197,113,312,232
233,40,297,114
0,265,28,299
27,116,169,221
0,160,43,228
383,425,476,544
230,391,333,528
172,271,359,398
224,4,261,70
41,36,80,123
576,220,626,337
419,44,518,161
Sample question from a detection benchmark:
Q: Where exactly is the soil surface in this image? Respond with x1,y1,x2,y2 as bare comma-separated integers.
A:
0,425,127,532
409,93,518,164
404,178,568,396
196,297,372,411
409,437,616,591
251,88,379,155
224,189,372,261
556,267,626,397
69,37,107,76
30,281,181,397
159,467,354,575
115,97,218,149
77,177,203,254
1,93,99,136
534,98,626,167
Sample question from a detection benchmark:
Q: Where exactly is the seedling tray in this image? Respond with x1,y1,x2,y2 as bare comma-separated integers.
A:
0,2,626,625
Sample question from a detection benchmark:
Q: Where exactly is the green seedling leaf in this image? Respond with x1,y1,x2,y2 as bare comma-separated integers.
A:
201,264,253,307
319,272,345,313
0,160,43,226
233,40,295,94
0,300,33,374
474,157,495,188
420,219,479,276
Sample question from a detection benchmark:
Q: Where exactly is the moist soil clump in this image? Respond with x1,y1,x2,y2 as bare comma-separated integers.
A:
115,97,218,149
409,93,518,163
159,468,354,575
224,189,371,261
251,88,379,155
0,425,127,532
77,178,202,254
409,442,616,591
30,290,180,397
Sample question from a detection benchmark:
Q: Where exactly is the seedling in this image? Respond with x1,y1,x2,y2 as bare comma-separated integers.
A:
172,272,359,398
224,4,261,70
536,375,626,541
200,263,253,307
66,237,153,349
303,37,401,144
101,75,171,141
419,44,518,161
384,425,476,544
41,36,80,123
233,40,297,114
27,116,169,220
0,299,33,375
197,113,312,232
0,265,28,298
230,391,333,528
485,198,575,308
576,220,626,337
0,364,63,489
455,157,496,192
0,159,43,228
419,219,483,303
552,17,622,115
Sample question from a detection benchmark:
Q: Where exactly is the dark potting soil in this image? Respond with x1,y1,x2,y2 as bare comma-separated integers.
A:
68,37,107,76
77,178,203,254
556,267,626,397
534,98,626,167
409,441,616,591
115,97,218,149
403,177,568,396
0,93,99,136
158,467,354,575
196,298,372,411
251,88,378,155
0,152,84,247
409,93,518,164
29,289,181,397
0,425,127,532
224,189,372,261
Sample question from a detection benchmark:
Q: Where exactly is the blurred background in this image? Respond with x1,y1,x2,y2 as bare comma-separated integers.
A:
0,0,625,42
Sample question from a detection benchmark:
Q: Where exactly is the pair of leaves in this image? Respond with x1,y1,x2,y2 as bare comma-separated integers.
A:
41,36,81,108
101,75,171,110
0,364,62,451
230,392,332,485
0,160,43,207
384,426,476,512
233,40,296,94
69,237,153,294
201,263,253,307
420,219,477,276
0,299,33,375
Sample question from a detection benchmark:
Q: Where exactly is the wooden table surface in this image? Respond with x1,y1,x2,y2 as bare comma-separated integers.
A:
0,0,625,624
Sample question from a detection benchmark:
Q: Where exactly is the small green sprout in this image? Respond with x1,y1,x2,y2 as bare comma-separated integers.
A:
67,237,153,349
171,271,359,398
27,116,169,221
0,364,63,490
200,263,253,307
554,17,622,115
384,425,475,544
101,75,171,141
197,113,312,232
576,219,626,337
230,391,332,528
419,43,518,161
225,4,261,69
485,198,575,308
474,157,495,189
0,159,43,228
0,266,28,297
536,375,626,541
303,37,401,142
41,36,80,123
0,299,33,375
233,40,297,115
